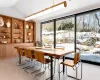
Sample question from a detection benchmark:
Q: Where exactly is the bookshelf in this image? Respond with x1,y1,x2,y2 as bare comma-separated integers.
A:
12,18,24,43
24,22,34,43
0,16,11,44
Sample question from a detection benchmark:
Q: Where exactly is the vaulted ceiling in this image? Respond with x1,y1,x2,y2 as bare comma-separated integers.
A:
0,0,100,21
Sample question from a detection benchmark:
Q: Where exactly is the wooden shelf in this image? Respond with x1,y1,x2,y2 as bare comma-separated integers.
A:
0,14,36,59
12,18,24,43
0,15,11,44
0,14,36,44
24,21,34,43
13,33,23,34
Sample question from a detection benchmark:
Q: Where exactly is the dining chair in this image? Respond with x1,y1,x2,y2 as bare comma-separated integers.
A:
34,50,52,79
59,53,82,80
16,47,25,66
23,48,35,71
30,50,42,74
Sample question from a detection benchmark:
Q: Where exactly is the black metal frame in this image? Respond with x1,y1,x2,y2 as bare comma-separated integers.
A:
41,8,100,65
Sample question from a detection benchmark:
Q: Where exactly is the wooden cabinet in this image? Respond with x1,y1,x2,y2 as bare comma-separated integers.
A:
24,21,34,43
0,43,34,59
12,18,24,43
0,14,36,59
0,14,36,44
0,15,12,44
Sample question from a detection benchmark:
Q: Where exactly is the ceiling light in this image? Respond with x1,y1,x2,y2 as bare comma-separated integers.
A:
25,1,67,21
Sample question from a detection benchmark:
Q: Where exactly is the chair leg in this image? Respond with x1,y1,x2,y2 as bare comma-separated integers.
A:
35,64,46,77
24,60,35,73
80,61,82,80
22,59,32,69
66,66,67,77
31,62,42,74
76,67,78,80
67,62,82,80
59,64,60,80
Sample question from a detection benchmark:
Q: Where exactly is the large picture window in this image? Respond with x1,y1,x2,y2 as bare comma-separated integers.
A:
76,11,100,63
56,17,75,51
41,9,100,64
42,21,54,47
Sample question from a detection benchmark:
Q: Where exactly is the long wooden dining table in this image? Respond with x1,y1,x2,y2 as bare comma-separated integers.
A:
15,46,74,80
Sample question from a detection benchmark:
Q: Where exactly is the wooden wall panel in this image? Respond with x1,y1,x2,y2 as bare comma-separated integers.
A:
0,43,34,59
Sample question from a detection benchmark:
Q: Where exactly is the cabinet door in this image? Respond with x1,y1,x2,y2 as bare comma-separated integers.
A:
6,44,17,57
0,45,6,58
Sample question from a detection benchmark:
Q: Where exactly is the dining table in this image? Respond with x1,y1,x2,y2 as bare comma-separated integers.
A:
15,46,74,80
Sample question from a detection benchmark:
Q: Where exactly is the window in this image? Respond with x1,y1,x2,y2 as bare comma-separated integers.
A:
41,9,100,64
56,17,75,51
42,21,54,47
76,11,100,63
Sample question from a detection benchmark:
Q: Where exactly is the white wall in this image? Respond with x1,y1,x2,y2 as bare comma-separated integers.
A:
36,21,41,41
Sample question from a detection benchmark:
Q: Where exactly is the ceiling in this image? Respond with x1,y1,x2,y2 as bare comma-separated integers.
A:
0,0,100,21
0,0,19,7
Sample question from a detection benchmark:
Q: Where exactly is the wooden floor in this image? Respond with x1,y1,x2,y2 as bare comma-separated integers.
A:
0,57,100,80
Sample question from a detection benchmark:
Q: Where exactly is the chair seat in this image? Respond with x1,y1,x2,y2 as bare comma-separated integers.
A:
27,55,35,59
60,60,75,67
37,58,51,64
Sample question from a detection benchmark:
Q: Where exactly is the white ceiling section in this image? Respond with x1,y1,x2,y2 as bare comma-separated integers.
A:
0,0,19,7
0,0,100,21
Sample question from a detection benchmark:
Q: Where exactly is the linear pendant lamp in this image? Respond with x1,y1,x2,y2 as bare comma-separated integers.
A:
25,1,67,21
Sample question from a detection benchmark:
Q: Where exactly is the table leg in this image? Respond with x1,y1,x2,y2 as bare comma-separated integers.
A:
19,55,21,64
63,56,65,74
50,56,53,80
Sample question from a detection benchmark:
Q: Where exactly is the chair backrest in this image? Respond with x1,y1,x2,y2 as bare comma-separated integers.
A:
24,48,28,56
16,47,23,55
34,50,39,60
24,48,33,58
74,53,80,65
38,52,45,63
34,50,45,63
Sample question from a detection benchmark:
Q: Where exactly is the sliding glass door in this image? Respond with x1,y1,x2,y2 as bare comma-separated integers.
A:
41,21,54,47
76,11,100,63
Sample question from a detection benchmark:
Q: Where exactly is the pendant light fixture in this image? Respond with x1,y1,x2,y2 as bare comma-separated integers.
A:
25,0,67,21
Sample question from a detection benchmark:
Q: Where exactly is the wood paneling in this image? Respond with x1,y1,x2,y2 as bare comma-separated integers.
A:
0,43,34,59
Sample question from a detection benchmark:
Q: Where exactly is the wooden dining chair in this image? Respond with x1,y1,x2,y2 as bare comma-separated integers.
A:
59,53,82,80
30,50,42,74
23,48,35,70
16,47,25,56
34,50,52,79
16,47,25,65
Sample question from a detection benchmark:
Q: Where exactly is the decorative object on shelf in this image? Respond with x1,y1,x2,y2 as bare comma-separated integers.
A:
27,32,31,36
19,23,23,29
29,39,32,42
0,17,4,27
6,21,11,28
1,41,7,43
36,39,42,47
30,25,33,29
3,36,6,39
19,36,23,39
26,24,29,29
14,23,18,29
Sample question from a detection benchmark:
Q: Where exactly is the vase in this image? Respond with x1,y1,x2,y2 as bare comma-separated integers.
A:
6,22,11,28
